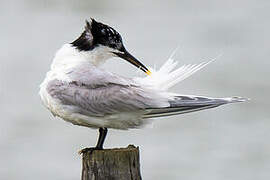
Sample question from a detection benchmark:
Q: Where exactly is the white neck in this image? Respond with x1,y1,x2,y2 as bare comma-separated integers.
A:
51,44,114,71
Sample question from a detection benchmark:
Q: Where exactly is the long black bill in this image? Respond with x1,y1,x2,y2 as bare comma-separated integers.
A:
113,50,151,75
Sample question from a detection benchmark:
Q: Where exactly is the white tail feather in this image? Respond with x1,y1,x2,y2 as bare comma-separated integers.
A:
134,53,219,90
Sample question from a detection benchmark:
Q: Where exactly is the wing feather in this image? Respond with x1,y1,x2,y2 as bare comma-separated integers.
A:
46,74,169,117
143,95,247,118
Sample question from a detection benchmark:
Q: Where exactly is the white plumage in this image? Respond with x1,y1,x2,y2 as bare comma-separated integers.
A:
134,55,215,91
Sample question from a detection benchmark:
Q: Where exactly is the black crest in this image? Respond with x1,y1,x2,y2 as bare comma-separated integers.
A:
71,18,124,51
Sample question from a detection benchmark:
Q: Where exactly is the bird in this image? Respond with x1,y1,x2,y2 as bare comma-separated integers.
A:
39,18,247,152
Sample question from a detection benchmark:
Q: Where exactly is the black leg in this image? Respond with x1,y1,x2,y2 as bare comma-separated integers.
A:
79,127,108,154
96,127,108,149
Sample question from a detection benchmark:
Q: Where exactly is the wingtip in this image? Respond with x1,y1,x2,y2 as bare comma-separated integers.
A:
226,96,250,103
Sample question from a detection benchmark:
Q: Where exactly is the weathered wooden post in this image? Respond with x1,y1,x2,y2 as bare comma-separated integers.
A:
81,145,142,180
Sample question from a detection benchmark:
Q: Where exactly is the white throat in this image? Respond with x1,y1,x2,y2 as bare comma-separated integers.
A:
51,44,114,71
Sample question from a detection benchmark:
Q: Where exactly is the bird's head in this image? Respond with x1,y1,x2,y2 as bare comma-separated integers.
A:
71,18,151,75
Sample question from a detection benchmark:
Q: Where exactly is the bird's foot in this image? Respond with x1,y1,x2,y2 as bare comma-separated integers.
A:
78,147,103,155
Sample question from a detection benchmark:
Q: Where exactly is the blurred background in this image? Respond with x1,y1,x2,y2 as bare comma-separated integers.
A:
0,0,269,179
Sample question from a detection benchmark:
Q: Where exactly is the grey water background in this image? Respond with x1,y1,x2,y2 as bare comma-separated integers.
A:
0,0,269,179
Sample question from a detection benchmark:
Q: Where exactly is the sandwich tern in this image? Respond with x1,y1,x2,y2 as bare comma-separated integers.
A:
39,18,247,152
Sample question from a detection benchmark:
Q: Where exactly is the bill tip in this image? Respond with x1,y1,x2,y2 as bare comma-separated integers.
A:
146,70,152,76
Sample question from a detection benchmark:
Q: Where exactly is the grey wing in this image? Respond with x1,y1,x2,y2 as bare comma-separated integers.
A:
46,79,169,117
143,95,247,118
45,64,169,117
